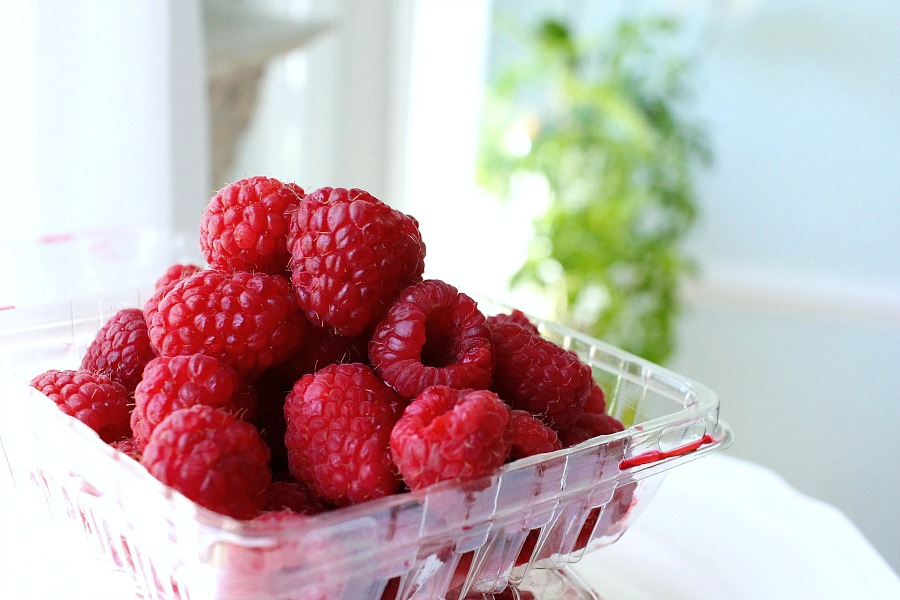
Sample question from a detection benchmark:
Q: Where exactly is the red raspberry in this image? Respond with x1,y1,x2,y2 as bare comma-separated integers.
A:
130,353,253,452
488,321,592,433
81,308,156,393
284,362,403,506
390,386,513,490
264,480,332,515
141,405,271,519
200,176,304,274
486,308,539,334
583,381,607,415
154,263,203,290
369,279,493,399
249,371,291,473
30,369,131,443
147,270,307,378
559,412,625,447
287,187,425,336
109,437,142,462
508,409,562,459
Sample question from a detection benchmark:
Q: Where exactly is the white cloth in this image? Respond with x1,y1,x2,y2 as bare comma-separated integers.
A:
574,453,900,600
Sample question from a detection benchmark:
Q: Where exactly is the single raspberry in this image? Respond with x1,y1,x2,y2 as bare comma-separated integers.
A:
582,381,607,415
508,409,562,459
287,187,426,337
109,437,142,462
559,412,625,447
369,279,493,399
154,263,203,290
488,321,592,433
147,270,308,378
200,176,305,274
130,353,254,452
264,480,332,515
141,405,271,519
30,369,131,443
389,386,513,490
284,363,403,506
143,264,203,323
269,324,368,388
81,308,156,393
31,369,131,443
486,308,539,335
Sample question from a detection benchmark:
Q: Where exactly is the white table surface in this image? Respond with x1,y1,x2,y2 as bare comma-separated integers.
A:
574,452,900,600
2,452,897,600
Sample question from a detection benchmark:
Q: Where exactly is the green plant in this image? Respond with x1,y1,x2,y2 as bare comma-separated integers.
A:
477,16,711,364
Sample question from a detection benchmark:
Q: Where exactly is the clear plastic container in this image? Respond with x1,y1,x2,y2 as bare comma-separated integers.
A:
0,287,732,600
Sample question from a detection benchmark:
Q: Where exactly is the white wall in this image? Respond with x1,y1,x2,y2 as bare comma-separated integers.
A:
668,0,900,571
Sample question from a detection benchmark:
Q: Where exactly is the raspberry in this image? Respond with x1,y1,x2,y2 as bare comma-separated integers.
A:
81,308,156,393
487,308,539,334
147,270,308,378
582,381,607,415
249,371,291,473
30,369,131,443
389,386,513,490
154,263,203,290
200,176,304,274
284,362,403,506
264,480,331,515
287,187,425,336
130,353,253,452
559,412,625,447
141,405,271,519
369,279,493,399
109,437,142,462
488,321,592,432
508,409,562,459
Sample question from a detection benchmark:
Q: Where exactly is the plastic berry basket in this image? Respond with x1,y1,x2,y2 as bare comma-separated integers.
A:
0,286,732,600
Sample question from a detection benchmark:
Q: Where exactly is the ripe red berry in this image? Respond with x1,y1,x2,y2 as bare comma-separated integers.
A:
154,263,203,290
508,409,562,459
81,308,156,393
264,480,332,515
369,279,494,399
284,362,403,506
141,405,271,520
582,381,607,415
488,321,592,433
287,187,426,336
487,308,539,334
130,353,253,452
390,386,513,490
30,369,131,443
143,264,203,325
559,412,625,447
200,176,304,274
147,270,308,378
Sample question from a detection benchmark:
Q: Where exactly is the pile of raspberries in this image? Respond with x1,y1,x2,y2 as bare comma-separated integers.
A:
29,176,624,522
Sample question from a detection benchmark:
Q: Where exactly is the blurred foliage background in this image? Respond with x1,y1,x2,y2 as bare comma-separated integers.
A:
477,15,711,364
